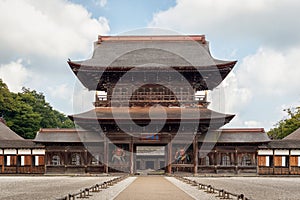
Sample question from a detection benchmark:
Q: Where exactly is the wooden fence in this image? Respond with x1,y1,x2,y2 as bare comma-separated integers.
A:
173,175,250,200
56,175,128,200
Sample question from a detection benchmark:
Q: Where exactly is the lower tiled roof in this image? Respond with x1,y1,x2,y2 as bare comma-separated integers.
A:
0,140,44,148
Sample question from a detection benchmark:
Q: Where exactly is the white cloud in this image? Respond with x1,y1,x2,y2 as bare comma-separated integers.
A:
149,0,300,130
48,84,72,101
0,0,111,115
238,47,300,96
150,0,300,48
244,120,262,127
209,72,252,114
0,0,110,59
0,59,31,92
95,0,107,7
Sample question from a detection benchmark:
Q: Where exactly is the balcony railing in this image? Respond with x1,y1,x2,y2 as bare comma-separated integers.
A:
94,94,208,107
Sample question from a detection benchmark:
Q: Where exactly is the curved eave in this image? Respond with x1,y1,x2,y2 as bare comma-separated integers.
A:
69,115,234,123
68,60,237,72
68,107,235,125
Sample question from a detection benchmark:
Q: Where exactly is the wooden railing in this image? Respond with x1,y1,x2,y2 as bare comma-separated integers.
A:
94,94,207,107
56,175,128,200
172,175,251,200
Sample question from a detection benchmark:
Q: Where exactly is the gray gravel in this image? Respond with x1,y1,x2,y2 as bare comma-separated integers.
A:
186,177,300,200
1,176,299,200
0,176,117,200
87,177,136,200
165,177,219,200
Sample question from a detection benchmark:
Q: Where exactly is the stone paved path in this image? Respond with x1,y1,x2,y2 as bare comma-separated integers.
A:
114,176,194,200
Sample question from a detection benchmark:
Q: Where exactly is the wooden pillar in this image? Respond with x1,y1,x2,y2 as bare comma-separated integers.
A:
193,135,198,174
1,154,4,173
214,150,218,173
84,149,88,173
64,149,68,173
30,149,33,174
288,149,291,175
167,142,172,174
272,149,275,175
16,150,19,174
234,148,238,174
129,139,134,174
104,139,108,173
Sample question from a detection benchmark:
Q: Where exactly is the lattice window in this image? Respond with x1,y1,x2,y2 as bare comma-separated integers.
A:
205,156,210,166
241,155,252,166
51,155,61,166
71,153,81,165
91,155,100,165
221,155,231,166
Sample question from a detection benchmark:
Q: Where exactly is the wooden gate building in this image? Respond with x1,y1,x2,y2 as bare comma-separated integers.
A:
67,35,240,174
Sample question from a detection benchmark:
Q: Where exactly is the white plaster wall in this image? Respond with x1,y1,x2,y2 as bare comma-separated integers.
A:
291,150,300,155
18,149,31,155
258,150,273,155
4,149,17,155
32,149,45,155
274,150,289,155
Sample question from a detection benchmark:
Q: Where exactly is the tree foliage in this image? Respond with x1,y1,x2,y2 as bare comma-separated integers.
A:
0,79,74,139
268,107,300,139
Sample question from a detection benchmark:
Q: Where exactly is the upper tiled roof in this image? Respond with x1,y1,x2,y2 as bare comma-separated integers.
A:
70,35,235,68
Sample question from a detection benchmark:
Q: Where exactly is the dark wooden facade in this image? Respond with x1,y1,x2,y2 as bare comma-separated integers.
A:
0,121,45,174
0,147,45,174
258,128,300,175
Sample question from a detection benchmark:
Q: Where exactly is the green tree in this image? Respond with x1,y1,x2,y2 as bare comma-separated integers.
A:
0,79,15,118
268,107,300,139
0,79,74,139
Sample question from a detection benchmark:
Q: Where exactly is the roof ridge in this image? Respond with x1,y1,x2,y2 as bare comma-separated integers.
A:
98,35,206,44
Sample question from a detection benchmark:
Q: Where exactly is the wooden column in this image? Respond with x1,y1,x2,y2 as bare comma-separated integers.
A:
272,149,275,175
84,149,88,173
214,150,218,173
193,135,198,174
288,149,291,175
1,154,4,173
104,139,109,173
129,139,134,174
167,142,172,174
30,149,33,174
234,148,238,174
64,149,68,173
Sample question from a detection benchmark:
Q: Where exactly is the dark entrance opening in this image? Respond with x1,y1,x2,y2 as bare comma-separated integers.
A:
145,161,154,169
160,161,165,169
136,161,141,170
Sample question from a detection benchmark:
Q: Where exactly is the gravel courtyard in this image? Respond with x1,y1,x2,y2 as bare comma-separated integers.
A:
1,176,300,200
0,176,117,200
187,176,300,200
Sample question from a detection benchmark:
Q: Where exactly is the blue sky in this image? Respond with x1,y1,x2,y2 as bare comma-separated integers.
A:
70,0,176,34
0,0,300,131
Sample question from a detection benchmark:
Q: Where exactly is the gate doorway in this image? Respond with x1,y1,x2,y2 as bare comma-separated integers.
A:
135,145,166,170
145,161,154,169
